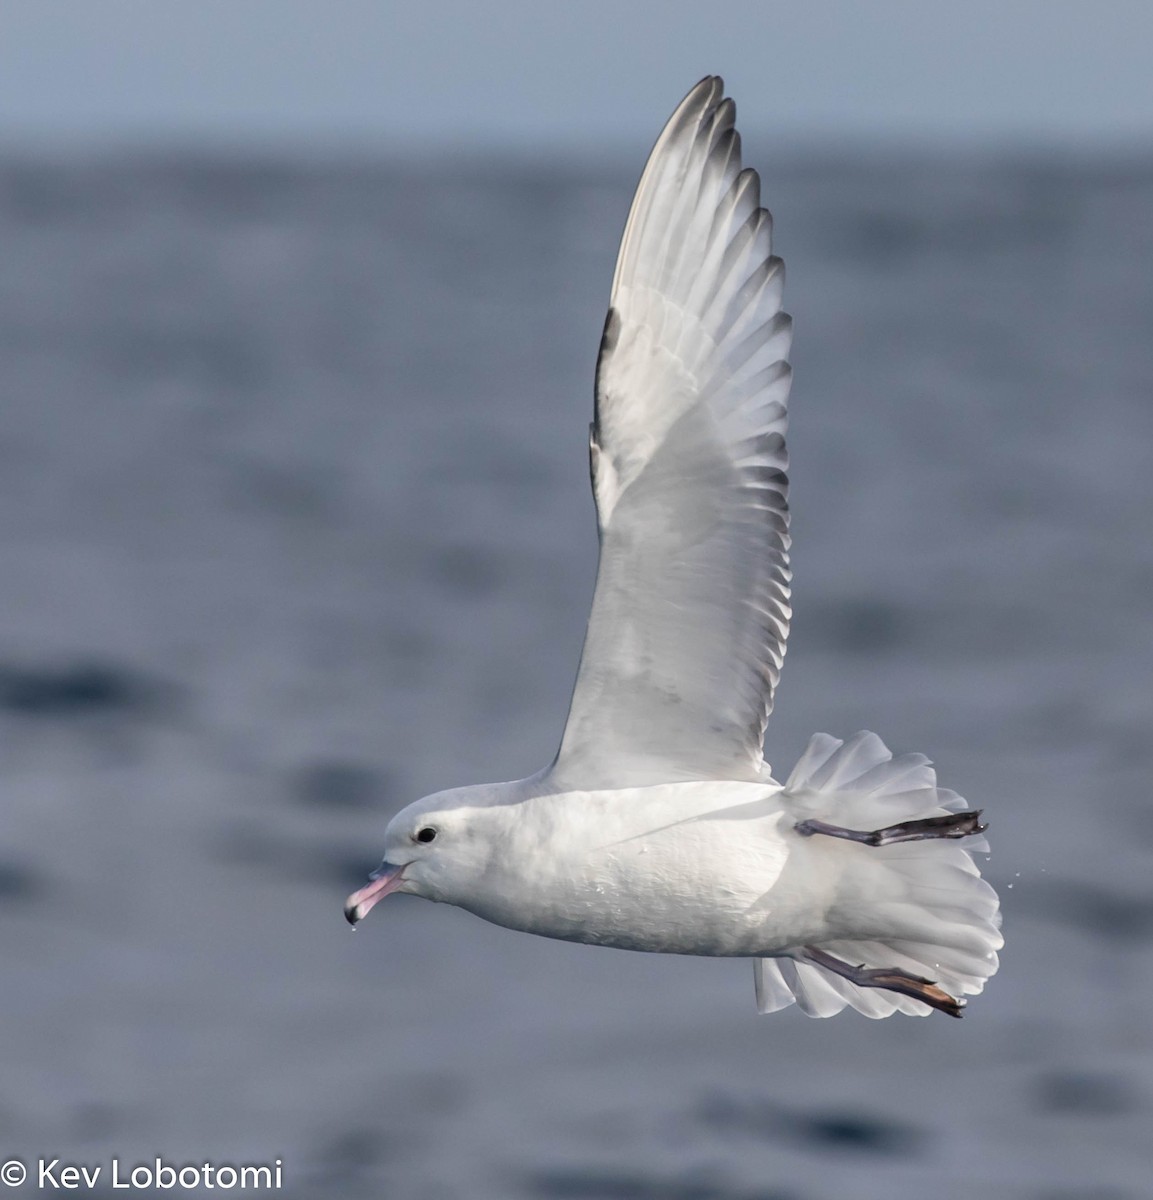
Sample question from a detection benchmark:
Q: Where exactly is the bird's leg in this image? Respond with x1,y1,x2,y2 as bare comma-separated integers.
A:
798,945,964,1018
794,810,985,847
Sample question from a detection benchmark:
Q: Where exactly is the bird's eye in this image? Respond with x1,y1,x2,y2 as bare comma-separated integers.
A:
415,826,438,844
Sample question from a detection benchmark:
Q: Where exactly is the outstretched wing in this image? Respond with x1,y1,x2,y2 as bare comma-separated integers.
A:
550,77,792,789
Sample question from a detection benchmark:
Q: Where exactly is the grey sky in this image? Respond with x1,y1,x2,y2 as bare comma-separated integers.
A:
2,0,1150,150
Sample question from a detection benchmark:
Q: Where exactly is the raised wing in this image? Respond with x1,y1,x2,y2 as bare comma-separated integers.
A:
550,77,792,789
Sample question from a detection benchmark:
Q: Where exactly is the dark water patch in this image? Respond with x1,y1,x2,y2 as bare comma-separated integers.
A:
697,1094,924,1157
304,1126,393,1190
291,761,391,811
935,197,1077,258
827,210,928,270
210,820,379,889
224,459,337,521
68,1100,123,1140
1035,1189,1141,1200
428,544,506,599
806,598,911,657
1130,802,1153,849
1036,1071,1140,1117
789,1110,922,1154
401,1072,470,1118
0,661,168,719
435,439,556,499
0,163,92,225
210,820,285,869
381,627,438,671
531,1168,799,1200
0,859,41,902
1016,880,1153,943
158,157,324,222
100,324,265,391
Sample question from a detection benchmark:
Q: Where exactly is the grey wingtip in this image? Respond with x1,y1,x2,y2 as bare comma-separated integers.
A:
676,76,726,123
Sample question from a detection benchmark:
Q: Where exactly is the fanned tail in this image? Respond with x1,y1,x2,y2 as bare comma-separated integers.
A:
755,731,1002,1019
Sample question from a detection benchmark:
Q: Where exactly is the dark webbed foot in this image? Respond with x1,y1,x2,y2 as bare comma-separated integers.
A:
799,945,964,1018
795,809,986,847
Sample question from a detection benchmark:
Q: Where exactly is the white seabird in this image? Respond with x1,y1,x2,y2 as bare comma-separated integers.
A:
345,78,1002,1018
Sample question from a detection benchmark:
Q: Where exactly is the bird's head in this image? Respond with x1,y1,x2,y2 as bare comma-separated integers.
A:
343,788,502,925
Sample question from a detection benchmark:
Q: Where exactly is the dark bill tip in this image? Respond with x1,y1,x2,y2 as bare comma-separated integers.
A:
343,861,406,927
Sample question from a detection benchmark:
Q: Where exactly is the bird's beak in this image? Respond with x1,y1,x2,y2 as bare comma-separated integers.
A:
344,861,407,926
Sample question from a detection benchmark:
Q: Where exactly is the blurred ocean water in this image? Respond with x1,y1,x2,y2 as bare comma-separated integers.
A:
0,150,1151,1197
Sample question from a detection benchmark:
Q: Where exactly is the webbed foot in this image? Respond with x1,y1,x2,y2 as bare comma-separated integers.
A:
795,810,986,847
799,945,963,1018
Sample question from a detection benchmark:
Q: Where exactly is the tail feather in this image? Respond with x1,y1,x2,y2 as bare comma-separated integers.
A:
755,731,1002,1019
756,954,927,1019
778,958,851,1018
